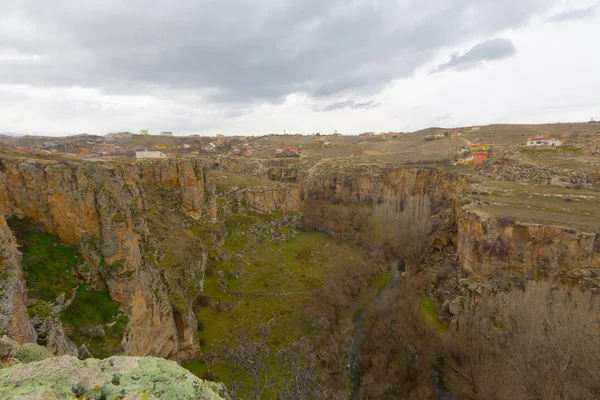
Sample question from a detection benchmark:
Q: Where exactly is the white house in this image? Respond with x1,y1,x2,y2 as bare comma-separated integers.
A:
526,137,562,147
136,151,166,159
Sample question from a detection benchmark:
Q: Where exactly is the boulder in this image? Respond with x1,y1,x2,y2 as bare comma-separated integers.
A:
0,336,19,359
0,355,227,400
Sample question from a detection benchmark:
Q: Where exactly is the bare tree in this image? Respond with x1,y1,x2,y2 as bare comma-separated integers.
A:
444,281,600,399
371,196,432,271
277,338,339,400
205,319,279,400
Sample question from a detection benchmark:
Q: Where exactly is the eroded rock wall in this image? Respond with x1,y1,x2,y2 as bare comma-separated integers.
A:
0,214,36,344
477,153,600,188
0,159,204,360
457,208,600,286
298,160,467,247
210,156,301,182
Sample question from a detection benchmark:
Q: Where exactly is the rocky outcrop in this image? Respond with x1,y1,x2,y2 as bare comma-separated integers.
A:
457,208,600,286
0,158,205,361
0,214,36,344
477,152,600,188
219,184,301,215
210,156,301,183
136,158,206,218
0,355,227,400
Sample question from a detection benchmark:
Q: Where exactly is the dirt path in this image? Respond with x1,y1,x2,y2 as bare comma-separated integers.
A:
457,137,472,146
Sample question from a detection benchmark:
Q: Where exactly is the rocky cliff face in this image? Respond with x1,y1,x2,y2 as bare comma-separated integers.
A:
218,184,301,215
299,160,465,204
457,207,600,287
210,156,301,183
0,158,207,361
136,158,206,218
0,214,36,344
298,160,467,248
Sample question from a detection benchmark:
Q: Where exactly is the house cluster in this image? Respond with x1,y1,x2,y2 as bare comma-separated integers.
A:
457,143,490,165
525,136,562,147
426,127,480,141
313,138,333,147
361,131,406,138
11,131,255,159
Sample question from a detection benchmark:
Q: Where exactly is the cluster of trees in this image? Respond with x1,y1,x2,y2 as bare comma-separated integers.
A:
444,280,600,399
355,278,600,399
370,196,432,271
301,195,434,268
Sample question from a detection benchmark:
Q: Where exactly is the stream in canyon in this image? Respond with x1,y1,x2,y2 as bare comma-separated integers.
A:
346,265,451,399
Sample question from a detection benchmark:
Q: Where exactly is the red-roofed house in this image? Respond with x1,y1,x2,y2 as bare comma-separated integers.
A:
472,152,489,164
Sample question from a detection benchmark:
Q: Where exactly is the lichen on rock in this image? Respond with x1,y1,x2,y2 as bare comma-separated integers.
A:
0,355,227,400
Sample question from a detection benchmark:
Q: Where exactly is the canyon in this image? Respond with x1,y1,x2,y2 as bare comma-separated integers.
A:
1,153,599,398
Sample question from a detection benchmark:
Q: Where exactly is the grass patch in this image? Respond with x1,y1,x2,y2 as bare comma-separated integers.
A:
184,214,369,392
8,217,81,302
60,285,128,358
7,217,127,358
420,298,447,334
209,171,278,192
464,179,600,232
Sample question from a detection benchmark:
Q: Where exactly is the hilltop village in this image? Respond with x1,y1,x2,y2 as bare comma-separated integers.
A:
0,124,583,164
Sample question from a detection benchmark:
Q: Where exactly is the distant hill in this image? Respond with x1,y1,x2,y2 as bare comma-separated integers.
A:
0,132,24,137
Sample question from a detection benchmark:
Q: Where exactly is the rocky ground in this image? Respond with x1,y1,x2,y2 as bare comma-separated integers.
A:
0,336,226,400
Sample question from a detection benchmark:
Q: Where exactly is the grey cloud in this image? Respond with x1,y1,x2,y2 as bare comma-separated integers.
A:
316,99,379,112
0,0,555,109
546,6,597,22
434,38,517,72
318,100,355,112
352,100,379,110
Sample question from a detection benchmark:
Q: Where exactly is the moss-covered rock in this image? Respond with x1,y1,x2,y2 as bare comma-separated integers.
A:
15,343,52,363
0,355,227,399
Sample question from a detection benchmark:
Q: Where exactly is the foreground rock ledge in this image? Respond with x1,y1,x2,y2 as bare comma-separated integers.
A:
0,355,226,400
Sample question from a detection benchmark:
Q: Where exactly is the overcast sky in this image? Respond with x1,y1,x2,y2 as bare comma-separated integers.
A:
1,0,599,136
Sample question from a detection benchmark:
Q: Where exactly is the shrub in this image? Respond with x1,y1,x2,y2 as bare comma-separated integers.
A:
201,371,219,382
497,216,515,227
17,343,52,363
196,294,211,308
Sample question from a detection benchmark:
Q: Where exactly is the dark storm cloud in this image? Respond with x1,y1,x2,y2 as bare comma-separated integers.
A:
0,0,555,106
434,38,517,72
316,99,379,112
546,6,597,22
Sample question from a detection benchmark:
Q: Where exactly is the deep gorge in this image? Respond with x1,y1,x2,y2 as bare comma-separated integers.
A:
1,155,599,398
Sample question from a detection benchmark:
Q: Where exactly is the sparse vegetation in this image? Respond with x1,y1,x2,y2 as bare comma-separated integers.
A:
7,217,127,358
